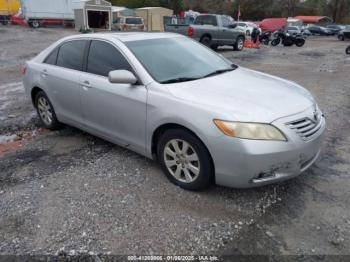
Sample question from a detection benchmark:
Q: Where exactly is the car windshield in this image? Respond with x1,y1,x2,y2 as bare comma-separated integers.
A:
126,37,235,83
125,18,142,24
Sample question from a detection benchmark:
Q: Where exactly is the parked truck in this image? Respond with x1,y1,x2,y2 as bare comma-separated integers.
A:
164,14,246,51
20,0,74,28
0,0,20,25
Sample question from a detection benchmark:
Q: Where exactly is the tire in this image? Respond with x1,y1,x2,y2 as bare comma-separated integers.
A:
346,46,350,55
157,128,213,191
262,38,270,45
35,91,61,130
200,36,211,47
338,35,344,41
234,36,245,51
31,20,40,28
295,38,305,47
271,38,280,46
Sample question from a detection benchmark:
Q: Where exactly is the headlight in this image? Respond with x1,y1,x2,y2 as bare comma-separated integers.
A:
214,120,287,141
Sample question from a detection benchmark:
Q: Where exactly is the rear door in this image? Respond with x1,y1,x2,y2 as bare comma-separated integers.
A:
41,39,87,125
80,40,147,152
220,16,236,45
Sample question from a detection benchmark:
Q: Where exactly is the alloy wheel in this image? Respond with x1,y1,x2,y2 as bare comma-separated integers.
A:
163,139,200,183
37,96,53,126
238,39,244,50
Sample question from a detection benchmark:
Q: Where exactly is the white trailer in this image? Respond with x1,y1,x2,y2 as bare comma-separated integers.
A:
20,0,74,28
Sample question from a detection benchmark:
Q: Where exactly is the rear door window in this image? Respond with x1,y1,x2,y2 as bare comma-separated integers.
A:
56,40,86,71
195,15,217,26
86,40,132,77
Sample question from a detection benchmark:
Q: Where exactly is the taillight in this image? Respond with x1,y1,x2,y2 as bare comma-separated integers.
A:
188,26,194,37
21,65,27,75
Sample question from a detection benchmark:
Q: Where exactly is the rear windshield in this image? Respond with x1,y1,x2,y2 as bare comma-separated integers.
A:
125,18,142,24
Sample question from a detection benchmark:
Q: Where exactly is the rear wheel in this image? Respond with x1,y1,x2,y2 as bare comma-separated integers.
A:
157,128,213,191
200,36,212,47
262,38,270,45
338,34,344,41
31,20,40,28
346,46,350,55
35,91,61,130
234,36,245,51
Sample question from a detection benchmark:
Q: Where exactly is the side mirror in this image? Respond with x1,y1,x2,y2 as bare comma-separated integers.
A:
108,70,138,85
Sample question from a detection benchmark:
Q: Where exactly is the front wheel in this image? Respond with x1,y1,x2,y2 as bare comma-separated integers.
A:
234,36,245,51
157,129,213,191
35,91,61,130
271,38,280,46
295,38,305,47
346,46,350,55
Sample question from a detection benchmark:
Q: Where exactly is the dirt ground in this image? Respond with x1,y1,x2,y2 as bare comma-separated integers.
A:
0,25,350,258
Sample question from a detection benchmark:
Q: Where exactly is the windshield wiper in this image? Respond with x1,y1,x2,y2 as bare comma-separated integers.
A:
201,64,238,79
160,77,200,84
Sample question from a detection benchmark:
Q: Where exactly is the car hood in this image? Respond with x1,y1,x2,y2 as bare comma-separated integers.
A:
165,67,315,123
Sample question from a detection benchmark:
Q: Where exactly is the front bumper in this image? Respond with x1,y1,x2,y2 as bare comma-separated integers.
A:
207,109,326,188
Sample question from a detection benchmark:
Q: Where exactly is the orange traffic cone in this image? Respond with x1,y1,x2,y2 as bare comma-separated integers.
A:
244,40,249,48
255,39,260,49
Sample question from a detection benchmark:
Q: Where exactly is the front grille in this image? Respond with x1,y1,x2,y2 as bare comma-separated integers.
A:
286,114,323,140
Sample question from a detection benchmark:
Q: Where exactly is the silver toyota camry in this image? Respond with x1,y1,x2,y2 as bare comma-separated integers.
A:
23,32,326,190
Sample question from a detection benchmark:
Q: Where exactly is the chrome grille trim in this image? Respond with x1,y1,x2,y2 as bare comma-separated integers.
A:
286,116,323,141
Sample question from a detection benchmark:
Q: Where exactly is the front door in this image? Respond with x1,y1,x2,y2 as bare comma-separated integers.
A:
80,40,147,153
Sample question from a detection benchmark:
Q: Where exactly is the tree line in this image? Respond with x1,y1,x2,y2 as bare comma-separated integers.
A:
108,0,350,23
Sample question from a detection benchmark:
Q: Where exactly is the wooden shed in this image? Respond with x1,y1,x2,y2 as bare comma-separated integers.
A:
135,7,173,32
73,0,112,30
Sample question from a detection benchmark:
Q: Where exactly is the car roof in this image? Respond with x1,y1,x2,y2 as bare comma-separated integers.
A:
63,32,183,43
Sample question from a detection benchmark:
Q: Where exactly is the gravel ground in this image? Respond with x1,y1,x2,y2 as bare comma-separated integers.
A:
0,25,350,258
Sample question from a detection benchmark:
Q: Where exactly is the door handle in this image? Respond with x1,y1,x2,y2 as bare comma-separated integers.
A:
41,69,48,77
82,80,91,89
